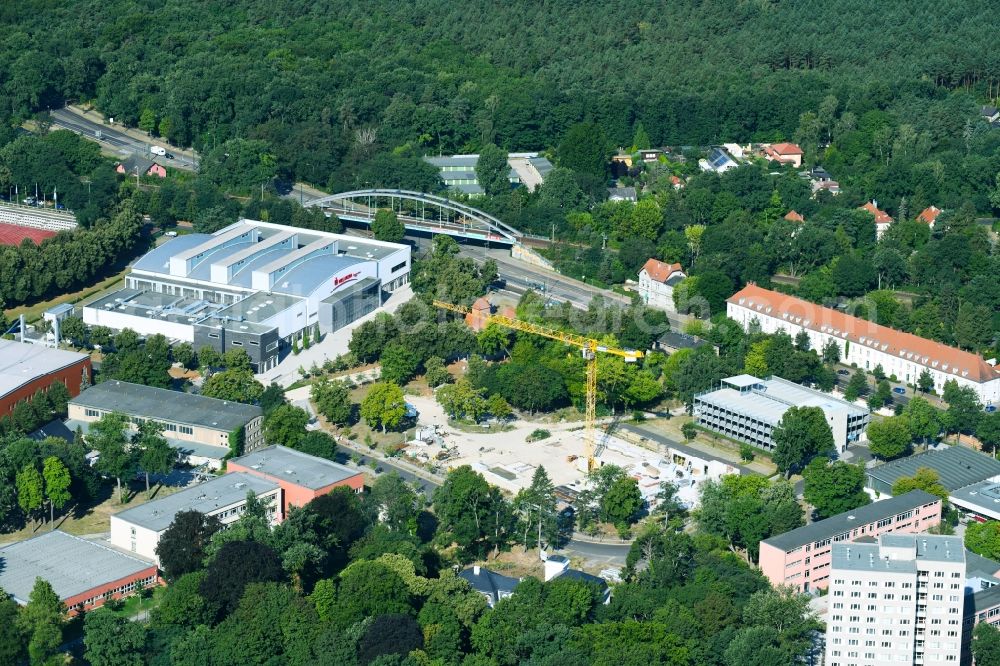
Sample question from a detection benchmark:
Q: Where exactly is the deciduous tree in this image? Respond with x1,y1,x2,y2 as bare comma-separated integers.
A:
41,456,71,524
867,416,912,460
84,610,147,666
772,406,834,476
802,458,870,518
891,467,948,500
16,464,44,525
966,521,1000,561
475,143,510,197
156,510,223,582
360,382,407,432
16,578,64,666
973,622,1000,666
136,421,177,496
201,369,265,404
311,378,352,425
264,404,310,448
372,209,405,243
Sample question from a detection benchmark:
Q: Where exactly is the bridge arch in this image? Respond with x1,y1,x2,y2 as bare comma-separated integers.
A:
305,189,523,244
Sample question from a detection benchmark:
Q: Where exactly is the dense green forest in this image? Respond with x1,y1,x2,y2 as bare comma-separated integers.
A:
2,0,998,189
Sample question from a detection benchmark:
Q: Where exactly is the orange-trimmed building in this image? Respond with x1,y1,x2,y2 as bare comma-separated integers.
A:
0,530,158,615
228,445,365,515
727,284,1000,406
784,210,804,223
0,339,91,418
917,205,942,228
860,200,893,238
638,259,686,310
762,142,804,168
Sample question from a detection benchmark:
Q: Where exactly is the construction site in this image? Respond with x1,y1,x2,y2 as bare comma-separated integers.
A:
394,297,745,511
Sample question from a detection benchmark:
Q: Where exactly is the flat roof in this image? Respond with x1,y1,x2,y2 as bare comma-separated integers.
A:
112,472,278,532
0,531,155,604
832,542,916,574
230,445,361,490
0,339,88,400
974,584,1000,613
70,381,261,431
723,374,763,388
966,550,1000,580
87,288,229,326
213,291,302,326
424,154,480,168
761,490,939,552
949,479,1000,517
868,446,1000,492
833,534,963,573
698,387,787,424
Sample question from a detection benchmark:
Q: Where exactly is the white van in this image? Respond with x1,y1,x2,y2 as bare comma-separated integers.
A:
150,146,167,156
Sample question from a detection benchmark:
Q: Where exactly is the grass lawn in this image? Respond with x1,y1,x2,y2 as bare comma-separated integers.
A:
0,482,183,547
104,585,167,619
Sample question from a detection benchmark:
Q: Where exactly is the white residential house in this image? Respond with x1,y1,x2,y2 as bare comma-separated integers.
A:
637,259,686,310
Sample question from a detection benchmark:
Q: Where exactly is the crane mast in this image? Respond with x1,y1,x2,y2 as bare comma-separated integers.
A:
433,299,642,470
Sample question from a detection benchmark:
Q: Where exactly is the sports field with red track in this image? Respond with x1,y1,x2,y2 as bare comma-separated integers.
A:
0,223,57,246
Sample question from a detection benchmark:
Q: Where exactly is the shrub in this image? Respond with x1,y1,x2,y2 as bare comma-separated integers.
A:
527,428,551,442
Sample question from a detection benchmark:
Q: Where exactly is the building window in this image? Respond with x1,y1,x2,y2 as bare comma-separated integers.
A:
85,408,101,418
391,261,406,273
179,426,193,435
231,340,243,346
209,333,220,339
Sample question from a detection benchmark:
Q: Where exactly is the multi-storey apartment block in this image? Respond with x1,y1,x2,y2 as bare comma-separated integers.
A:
759,490,942,592
825,534,965,666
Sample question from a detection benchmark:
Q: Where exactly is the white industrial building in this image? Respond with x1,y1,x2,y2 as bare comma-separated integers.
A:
727,284,1000,407
825,534,965,666
83,219,410,372
693,374,870,453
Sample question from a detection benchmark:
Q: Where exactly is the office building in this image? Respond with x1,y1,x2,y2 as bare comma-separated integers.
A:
759,490,941,592
727,284,1000,406
0,339,91,417
110,472,281,562
693,374,870,452
866,445,1000,497
228,445,364,515
825,534,965,666
68,380,263,469
83,219,410,372
0,530,158,615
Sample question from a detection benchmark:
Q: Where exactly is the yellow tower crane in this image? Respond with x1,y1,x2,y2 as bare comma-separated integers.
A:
433,299,643,471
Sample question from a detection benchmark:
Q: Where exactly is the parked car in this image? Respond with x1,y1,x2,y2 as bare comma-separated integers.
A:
150,145,167,156
837,369,849,375
164,231,178,237
987,405,997,414
892,387,906,395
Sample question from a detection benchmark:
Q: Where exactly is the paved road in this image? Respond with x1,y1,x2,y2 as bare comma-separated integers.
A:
50,108,199,171
335,439,441,497
565,537,631,561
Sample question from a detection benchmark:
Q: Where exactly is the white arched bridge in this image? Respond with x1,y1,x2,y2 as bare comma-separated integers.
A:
305,189,524,245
